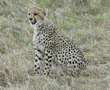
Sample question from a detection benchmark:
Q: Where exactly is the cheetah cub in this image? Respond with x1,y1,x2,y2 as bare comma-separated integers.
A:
28,7,87,77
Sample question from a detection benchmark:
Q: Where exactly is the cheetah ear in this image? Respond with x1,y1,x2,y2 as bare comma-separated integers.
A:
43,10,46,16
43,8,48,16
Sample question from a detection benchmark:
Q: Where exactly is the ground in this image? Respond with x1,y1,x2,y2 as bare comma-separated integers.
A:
0,0,110,90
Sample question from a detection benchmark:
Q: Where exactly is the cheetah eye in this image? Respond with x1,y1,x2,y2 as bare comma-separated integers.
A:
34,13,38,15
29,13,30,15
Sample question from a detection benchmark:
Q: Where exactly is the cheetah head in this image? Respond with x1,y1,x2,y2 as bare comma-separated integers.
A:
28,7,46,26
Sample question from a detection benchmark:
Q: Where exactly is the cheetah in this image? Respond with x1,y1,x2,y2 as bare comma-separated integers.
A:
28,7,87,77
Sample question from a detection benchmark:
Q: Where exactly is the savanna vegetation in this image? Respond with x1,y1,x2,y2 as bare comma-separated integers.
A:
0,0,110,89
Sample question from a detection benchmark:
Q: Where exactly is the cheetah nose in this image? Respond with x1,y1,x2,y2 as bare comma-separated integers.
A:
29,18,32,20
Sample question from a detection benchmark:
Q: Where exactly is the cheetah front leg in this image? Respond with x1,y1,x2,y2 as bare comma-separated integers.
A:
34,49,44,75
43,49,54,77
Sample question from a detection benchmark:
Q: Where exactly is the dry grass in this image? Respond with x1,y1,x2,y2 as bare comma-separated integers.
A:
0,0,110,90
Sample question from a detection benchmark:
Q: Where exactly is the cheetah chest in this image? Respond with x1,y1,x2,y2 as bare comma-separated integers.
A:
33,30,45,52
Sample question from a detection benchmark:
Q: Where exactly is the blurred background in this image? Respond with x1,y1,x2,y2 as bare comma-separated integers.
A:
0,0,110,89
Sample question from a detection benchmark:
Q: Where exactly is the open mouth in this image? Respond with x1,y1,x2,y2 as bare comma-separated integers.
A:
31,21,37,25
31,21,36,25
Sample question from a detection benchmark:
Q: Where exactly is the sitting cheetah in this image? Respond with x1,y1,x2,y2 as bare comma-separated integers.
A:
28,7,87,77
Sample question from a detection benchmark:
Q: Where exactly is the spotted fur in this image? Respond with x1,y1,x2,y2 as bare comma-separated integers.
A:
28,7,87,77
